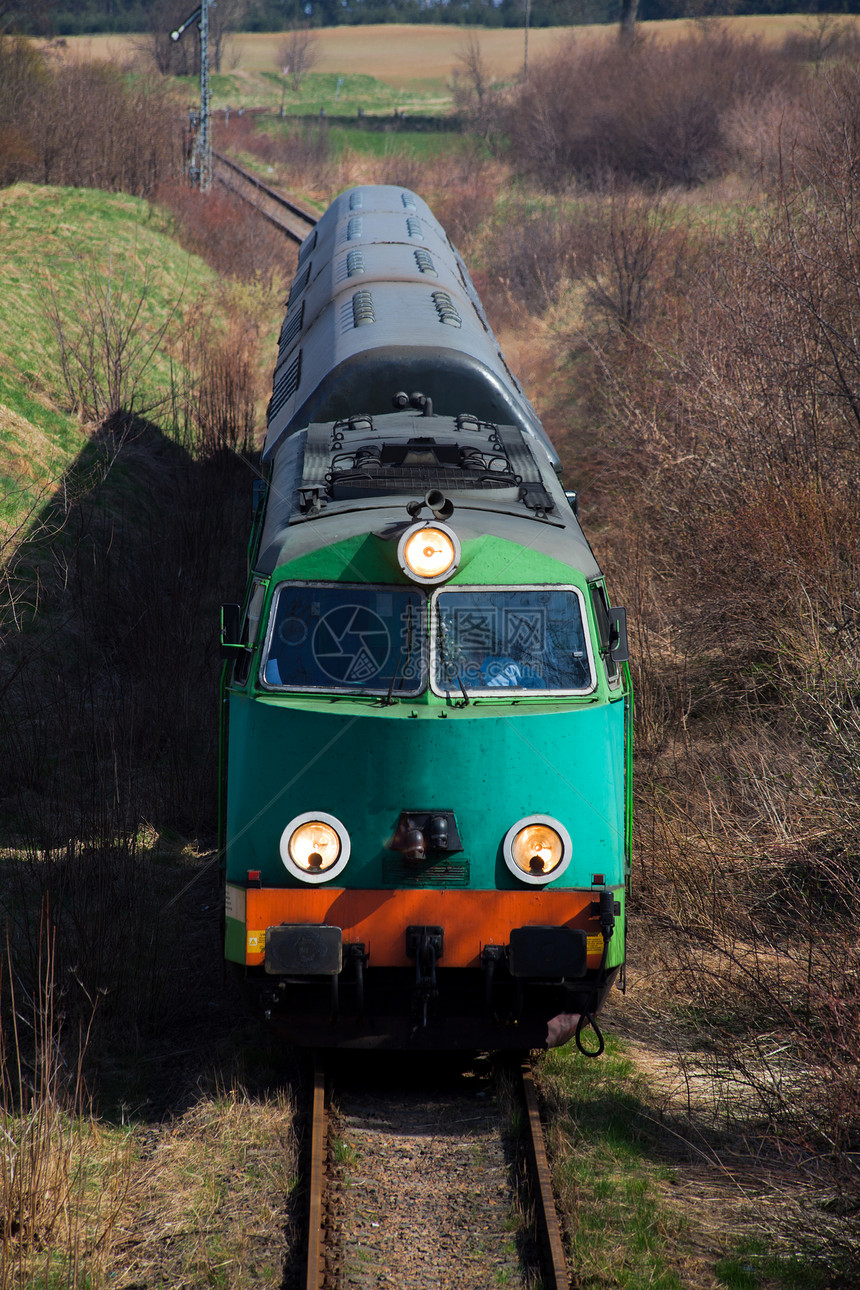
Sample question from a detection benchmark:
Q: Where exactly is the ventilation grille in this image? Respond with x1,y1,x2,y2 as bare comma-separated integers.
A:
296,229,316,266
269,351,301,420
288,262,311,306
347,215,363,240
414,249,437,276
346,248,366,277
381,857,470,888
352,290,376,327
401,192,417,211
432,291,462,328
279,300,304,352
349,191,363,209
328,440,519,497
406,216,423,239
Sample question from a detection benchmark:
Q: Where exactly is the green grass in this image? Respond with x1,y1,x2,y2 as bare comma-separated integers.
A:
716,1241,833,1290
204,69,451,117
538,1038,686,1290
0,184,221,541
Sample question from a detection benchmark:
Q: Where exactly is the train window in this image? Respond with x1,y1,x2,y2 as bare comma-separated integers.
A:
261,584,427,695
232,580,267,687
431,587,595,696
589,582,620,684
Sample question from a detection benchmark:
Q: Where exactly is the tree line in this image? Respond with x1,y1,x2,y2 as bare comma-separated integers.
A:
8,0,860,39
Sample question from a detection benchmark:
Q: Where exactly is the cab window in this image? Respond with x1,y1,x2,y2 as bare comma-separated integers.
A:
431,587,594,696
261,584,426,695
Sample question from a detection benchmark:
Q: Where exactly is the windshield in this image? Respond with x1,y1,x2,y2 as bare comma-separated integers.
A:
262,584,426,695
432,587,594,695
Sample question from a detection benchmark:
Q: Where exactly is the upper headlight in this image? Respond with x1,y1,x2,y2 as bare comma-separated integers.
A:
398,521,460,585
280,811,350,884
503,815,572,885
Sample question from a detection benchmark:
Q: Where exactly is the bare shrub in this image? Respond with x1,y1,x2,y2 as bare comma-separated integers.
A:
420,146,497,253
372,143,426,194
175,295,263,456
157,179,290,288
0,41,181,197
139,0,247,75
572,51,860,1216
0,927,131,1283
486,201,585,315
782,13,860,69
215,112,341,201
584,186,688,332
278,23,318,94
504,29,800,189
0,35,43,183
452,35,500,145
43,252,181,425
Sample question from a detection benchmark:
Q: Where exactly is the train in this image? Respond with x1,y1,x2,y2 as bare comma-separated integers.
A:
219,185,631,1051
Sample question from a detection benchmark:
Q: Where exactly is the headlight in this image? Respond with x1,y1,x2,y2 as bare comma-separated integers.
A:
280,812,350,884
398,521,460,584
503,815,572,886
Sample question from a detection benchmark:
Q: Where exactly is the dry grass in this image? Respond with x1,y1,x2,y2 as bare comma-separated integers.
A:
112,1088,297,1289
46,17,849,87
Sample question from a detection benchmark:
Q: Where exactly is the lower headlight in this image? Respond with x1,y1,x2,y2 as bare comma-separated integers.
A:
503,815,572,885
280,812,350,884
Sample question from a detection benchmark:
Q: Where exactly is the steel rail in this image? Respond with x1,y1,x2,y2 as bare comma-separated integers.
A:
520,1057,571,1290
211,150,317,244
305,1053,327,1290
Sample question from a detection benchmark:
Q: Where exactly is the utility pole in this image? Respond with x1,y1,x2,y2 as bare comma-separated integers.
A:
171,0,212,191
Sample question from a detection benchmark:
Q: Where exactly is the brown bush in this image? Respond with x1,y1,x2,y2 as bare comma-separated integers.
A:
503,29,800,189
157,180,291,287
0,38,181,196
215,113,343,201
569,56,860,1215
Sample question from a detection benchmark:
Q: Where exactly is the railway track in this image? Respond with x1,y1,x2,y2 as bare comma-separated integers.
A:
212,150,317,244
303,1052,571,1290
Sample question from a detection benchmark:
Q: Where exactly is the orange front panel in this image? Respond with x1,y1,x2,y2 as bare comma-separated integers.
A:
244,887,600,968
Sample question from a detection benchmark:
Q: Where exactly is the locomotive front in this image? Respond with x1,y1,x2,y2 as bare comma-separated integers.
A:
219,188,631,1050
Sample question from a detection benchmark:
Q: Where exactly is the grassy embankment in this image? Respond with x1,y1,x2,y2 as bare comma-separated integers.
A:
0,184,297,1290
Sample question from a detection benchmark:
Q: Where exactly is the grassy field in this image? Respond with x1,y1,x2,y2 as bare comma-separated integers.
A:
48,16,847,90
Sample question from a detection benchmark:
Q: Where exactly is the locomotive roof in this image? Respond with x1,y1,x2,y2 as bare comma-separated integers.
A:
262,185,559,472
255,410,601,581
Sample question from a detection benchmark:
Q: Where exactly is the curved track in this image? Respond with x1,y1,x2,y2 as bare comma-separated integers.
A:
212,150,318,244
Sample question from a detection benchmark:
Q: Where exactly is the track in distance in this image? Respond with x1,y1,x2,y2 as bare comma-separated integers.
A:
212,150,317,244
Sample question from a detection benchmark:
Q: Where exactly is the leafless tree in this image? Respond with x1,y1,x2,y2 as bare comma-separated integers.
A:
140,0,247,77
279,25,318,96
452,35,498,143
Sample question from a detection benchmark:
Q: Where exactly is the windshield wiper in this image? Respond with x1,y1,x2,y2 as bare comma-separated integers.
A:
382,601,415,705
436,610,470,707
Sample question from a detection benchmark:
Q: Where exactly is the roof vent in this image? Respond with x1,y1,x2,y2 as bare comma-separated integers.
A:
279,300,304,352
349,191,363,209
287,261,311,307
297,229,316,266
431,291,462,328
414,249,437,276
401,192,417,211
406,217,423,240
347,248,366,277
347,216,363,240
352,290,376,327
269,351,302,420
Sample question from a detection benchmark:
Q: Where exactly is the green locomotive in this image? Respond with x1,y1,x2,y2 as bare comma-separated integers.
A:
220,186,631,1050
